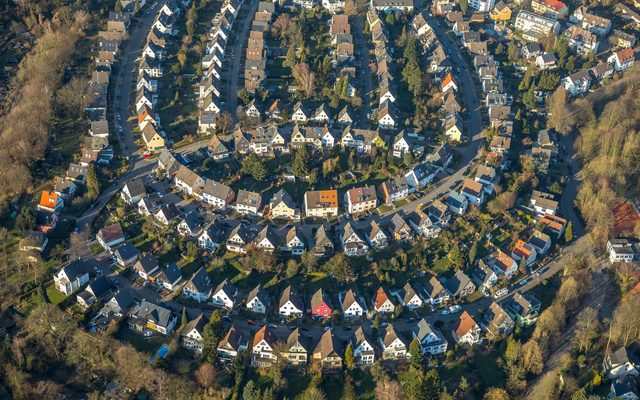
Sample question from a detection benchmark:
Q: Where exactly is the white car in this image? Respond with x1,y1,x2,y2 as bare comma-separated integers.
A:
449,305,461,314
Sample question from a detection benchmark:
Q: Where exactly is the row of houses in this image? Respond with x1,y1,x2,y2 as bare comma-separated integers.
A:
244,2,275,93
367,8,401,130
136,1,188,153
197,0,248,131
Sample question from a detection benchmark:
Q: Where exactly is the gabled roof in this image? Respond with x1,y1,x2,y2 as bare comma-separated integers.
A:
443,270,473,296
279,285,303,310
214,278,236,299
382,324,406,347
454,310,478,337
314,328,343,358
311,288,331,310
133,300,174,328
185,267,212,294
134,253,159,274
253,325,276,348
374,286,393,308
219,324,245,351
99,223,125,244
247,283,269,305
286,327,309,351
182,314,207,336
161,263,182,284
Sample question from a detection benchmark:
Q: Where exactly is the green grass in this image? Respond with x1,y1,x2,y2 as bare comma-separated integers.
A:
431,257,451,275
115,324,168,354
45,284,67,306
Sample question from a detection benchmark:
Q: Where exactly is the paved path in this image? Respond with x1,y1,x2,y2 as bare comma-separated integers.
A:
225,0,258,118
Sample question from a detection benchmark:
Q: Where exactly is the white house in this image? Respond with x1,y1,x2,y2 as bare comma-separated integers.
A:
183,267,213,303
54,261,90,296
246,284,269,314
279,286,304,317
211,278,237,309
341,289,365,317
452,311,482,345
413,318,448,355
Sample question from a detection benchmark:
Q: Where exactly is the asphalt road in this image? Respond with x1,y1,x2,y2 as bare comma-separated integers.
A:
225,0,258,118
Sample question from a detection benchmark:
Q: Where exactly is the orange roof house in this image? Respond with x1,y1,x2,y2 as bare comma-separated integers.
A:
453,311,481,344
440,72,457,93
539,213,567,239
38,191,63,213
304,190,339,217
374,287,395,313
511,240,537,266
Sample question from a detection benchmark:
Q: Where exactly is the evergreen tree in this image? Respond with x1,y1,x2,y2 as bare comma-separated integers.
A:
115,0,123,13
385,12,395,25
342,376,356,400
495,42,504,56
423,369,441,400
522,86,537,111
402,36,423,97
201,310,224,362
86,164,101,200
284,44,296,68
181,306,188,328
468,241,478,265
409,338,424,371
263,388,274,400
133,0,140,14
344,343,355,370
292,144,311,177
243,380,259,400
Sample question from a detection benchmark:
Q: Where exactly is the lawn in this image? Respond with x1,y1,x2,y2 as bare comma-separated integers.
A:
45,283,67,306
115,324,168,354
439,348,504,393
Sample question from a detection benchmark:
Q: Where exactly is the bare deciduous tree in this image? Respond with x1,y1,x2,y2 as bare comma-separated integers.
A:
292,63,316,98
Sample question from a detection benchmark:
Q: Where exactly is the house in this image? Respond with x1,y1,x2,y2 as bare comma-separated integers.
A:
472,263,499,292
113,243,140,267
245,99,262,119
427,200,451,227
154,203,180,226
511,239,538,267
388,213,412,241
481,302,515,338
246,284,269,314
460,179,486,206
203,179,235,209
370,0,413,12
505,293,541,326
490,1,511,22
452,311,481,345
121,178,146,205
53,177,76,200
564,26,599,54
270,189,300,220
373,287,396,313
521,43,542,59
446,190,469,215
281,225,305,255
443,270,476,299
378,100,397,129
133,253,160,280
54,260,90,296
183,267,213,302
337,105,353,125
198,218,226,251
571,7,611,36
408,209,439,238
236,189,261,215
413,318,448,355
539,213,567,239
490,135,511,153
177,211,204,237
226,223,252,254
97,223,126,251
535,53,558,69
345,186,377,214
217,324,249,361
530,190,558,216
38,191,64,213
304,190,338,218
400,282,424,310
529,230,552,255
412,12,432,37
158,264,183,291
604,347,640,379
474,165,497,194
514,10,560,41
291,102,309,122
281,328,309,366
211,278,237,309
313,225,335,257
181,314,208,353
378,176,410,205
312,104,332,123
313,329,343,369
341,289,365,317
174,166,205,195
141,124,165,153
128,300,177,335
351,327,375,365
252,325,278,367
608,376,640,400
100,289,136,318
341,222,369,256
561,71,592,97
487,250,518,277
424,276,451,305
610,30,637,49
364,220,388,249
380,324,409,360
440,72,458,93
206,134,230,160
607,239,640,264
255,225,279,252
76,276,111,308
531,0,567,19
392,130,423,158
19,231,48,254
592,62,614,83
608,48,635,72
279,285,304,318
310,289,332,319
444,112,463,141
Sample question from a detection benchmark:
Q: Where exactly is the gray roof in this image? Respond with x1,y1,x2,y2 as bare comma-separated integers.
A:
133,300,174,329
237,189,261,208
203,179,233,200
186,267,212,294
134,253,159,274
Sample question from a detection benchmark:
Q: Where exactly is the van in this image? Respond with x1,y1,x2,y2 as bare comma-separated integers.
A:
494,288,508,299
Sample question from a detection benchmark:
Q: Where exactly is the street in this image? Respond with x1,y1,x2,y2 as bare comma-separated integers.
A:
352,15,374,128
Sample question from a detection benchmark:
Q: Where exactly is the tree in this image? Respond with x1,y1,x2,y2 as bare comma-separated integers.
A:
495,42,504,56
194,362,217,390
468,241,478,265
243,381,259,400
385,12,395,25
564,221,573,243
202,310,224,362
508,43,519,62
575,307,600,352
402,36,423,97
522,340,544,374
523,86,537,111
537,71,560,91
547,88,573,134
342,375,356,399
375,379,404,400
409,338,423,370
324,253,355,282
292,145,311,177
181,306,188,328
448,245,466,269
459,0,468,13
483,388,510,400
216,111,233,135
344,0,357,15
285,259,300,278
292,63,316,97
423,369,441,400
344,343,355,370
86,164,101,200
300,387,327,400
115,0,122,13
302,250,318,272
133,0,140,14
241,153,267,181
56,77,90,116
